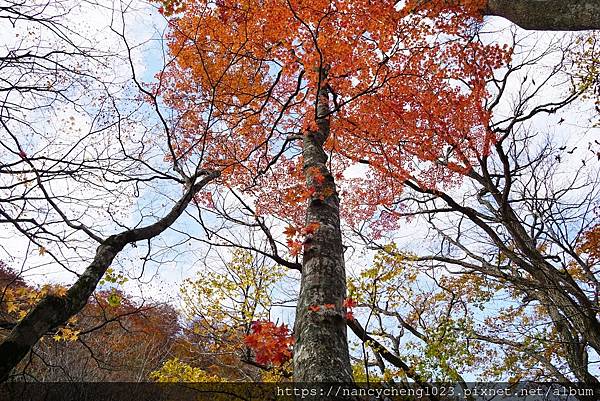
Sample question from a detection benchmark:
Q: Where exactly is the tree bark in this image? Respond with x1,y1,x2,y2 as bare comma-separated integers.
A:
292,68,353,387
0,170,219,382
484,0,600,30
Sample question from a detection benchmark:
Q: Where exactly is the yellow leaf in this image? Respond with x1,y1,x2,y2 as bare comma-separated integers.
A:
7,302,17,313
52,286,67,297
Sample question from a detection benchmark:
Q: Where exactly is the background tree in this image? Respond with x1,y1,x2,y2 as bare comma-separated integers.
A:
1,262,180,381
0,0,296,379
151,249,294,382
346,31,600,388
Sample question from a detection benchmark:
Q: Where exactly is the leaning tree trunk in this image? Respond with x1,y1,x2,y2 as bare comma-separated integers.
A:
484,0,600,30
0,170,219,382
292,68,353,385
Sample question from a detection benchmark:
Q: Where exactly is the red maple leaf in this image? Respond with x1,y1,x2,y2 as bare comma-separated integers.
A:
301,222,320,236
287,239,303,256
243,320,294,366
343,297,357,320
283,225,297,238
343,297,357,308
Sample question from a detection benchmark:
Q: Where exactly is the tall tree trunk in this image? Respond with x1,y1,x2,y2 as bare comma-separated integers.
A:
293,68,353,385
484,0,600,30
0,170,219,382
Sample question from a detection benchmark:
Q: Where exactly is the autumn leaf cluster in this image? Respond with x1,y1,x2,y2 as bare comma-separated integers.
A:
243,320,294,366
152,0,511,241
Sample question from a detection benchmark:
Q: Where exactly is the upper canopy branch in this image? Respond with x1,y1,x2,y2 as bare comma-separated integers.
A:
484,0,600,31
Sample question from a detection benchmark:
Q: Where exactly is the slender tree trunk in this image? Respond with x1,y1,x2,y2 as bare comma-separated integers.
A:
484,0,600,30
293,68,353,385
0,170,219,382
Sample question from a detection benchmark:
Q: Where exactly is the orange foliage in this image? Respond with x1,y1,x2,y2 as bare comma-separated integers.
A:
284,222,320,255
283,225,297,237
301,222,320,236
0,263,180,379
243,320,294,366
578,223,600,264
306,298,356,319
286,239,303,256
153,0,511,232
